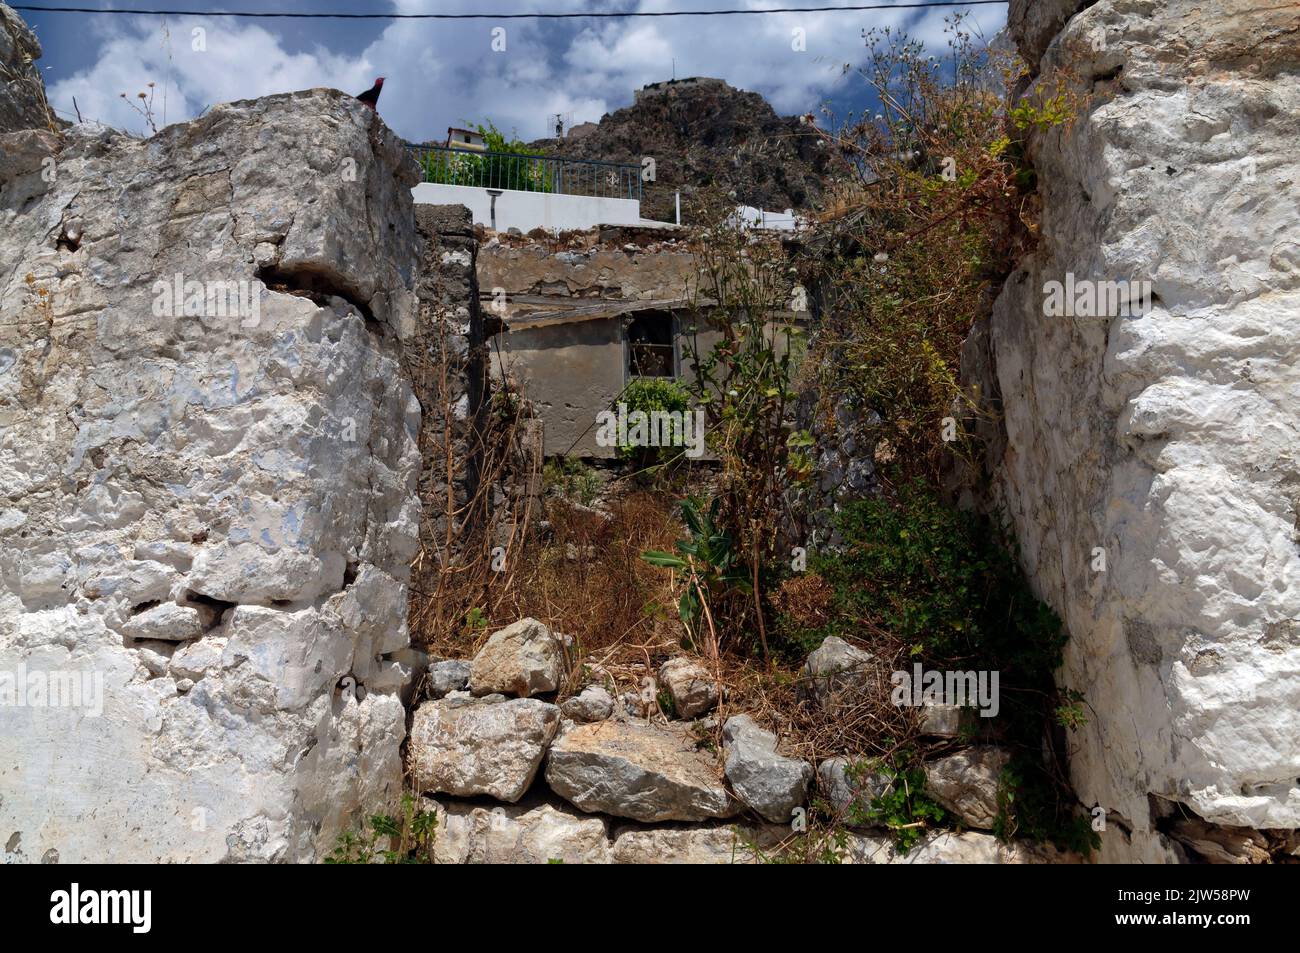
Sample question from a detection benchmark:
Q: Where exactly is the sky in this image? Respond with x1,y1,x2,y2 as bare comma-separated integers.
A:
18,0,1008,143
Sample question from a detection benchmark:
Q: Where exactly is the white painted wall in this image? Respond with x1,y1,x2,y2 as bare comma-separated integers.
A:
412,183,644,232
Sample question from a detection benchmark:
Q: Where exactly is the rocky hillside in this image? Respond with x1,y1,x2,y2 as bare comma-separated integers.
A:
529,77,837,223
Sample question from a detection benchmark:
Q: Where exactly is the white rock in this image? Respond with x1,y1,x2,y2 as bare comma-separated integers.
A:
799,635,874,708
560,684,615,722
545,720,737,822
425,659,471,698
424,796,610,864
611,825,760,864
722,714,812,824
469,617,564,698
169,637,227,681
923,746,1010,831
0,72,420,861
817,756,891,826
657,657,718,719
409,696,560,803
987,0,1300,850
120,603,204,642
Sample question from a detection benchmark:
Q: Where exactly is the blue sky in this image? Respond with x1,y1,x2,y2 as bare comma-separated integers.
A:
20,0,1007,142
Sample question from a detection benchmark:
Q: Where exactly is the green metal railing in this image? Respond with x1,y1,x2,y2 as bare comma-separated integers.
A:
409,144,642,201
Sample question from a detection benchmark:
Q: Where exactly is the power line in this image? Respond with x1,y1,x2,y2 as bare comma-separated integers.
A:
14,2,1008,21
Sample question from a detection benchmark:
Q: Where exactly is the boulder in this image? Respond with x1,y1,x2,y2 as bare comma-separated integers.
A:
817,756,891,826
469,618,564,698
426,659,471,699
844,830,1047,864
657,657,718,718
798,635,874,708
409,696,560,803
424,796,610,864
119,602,204,642
545,720,736,822
722,714,812,824
560,684,614,722
923,746,1010,830
611,825,759,864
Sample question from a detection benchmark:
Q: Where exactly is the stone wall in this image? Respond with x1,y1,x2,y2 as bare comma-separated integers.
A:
986,0,1300,861
0,73,425,858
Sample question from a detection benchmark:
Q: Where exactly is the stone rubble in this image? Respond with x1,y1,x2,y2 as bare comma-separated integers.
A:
468,617,565,698
722,714,812,824
545,719,737,823
657,656,719,719
408,695,560,803
924,746,1010,831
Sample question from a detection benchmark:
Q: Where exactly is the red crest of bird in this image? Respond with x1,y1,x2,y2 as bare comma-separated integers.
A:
357,77,385,110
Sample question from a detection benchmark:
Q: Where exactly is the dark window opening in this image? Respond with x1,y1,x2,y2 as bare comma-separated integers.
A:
626,313,676,378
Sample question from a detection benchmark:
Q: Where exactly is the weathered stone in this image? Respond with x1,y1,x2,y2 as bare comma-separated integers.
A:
169,637,226,681
425,659,471,699
923,746,1010,831
119,602,203,643
409,696,560,803
611,824,760,864
983,0,1300,856
920,702,965,738
657,657,718,719
798,635,874,707
545,720,737,822
0,2,51,134
817,756,891,826
424,796,610,864
844,830,1051,864
560,684,615,722
722,714,812,824
0,65,422,861
469,617,564,698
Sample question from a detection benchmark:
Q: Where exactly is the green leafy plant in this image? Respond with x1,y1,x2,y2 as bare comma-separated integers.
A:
419,120,554,193
543,456,603,506
641,495,753,656
616,376,693,473
325,794,438,864
863,758,946,854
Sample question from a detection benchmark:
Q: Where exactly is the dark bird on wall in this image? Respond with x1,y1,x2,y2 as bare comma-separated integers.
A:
356,77,385,110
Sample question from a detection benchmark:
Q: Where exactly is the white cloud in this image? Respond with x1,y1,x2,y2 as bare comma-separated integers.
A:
45,1,1005,141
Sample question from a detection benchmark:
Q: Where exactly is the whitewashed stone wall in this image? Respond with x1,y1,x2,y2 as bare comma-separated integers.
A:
992,0,1300,861
0,81,424,860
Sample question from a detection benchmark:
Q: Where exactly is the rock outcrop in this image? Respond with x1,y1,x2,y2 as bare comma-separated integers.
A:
983,0,1300,860
0,2,51,134
0,21,426,858
527,77,836,224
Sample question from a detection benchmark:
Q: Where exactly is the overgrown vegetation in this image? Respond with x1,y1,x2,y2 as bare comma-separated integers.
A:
418,120,554,193
326,795,438,864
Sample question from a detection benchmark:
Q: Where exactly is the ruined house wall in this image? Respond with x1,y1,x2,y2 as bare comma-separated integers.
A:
0,77,426,860
406,204,488,592
986,0,1300,860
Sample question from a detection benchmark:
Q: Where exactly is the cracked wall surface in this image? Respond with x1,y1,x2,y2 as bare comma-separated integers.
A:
0,78,424,861
991,0,1300,861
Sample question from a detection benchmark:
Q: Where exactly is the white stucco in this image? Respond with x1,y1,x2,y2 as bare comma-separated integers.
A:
412,182,645,232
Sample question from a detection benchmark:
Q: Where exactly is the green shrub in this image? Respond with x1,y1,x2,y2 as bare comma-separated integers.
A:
616,377,693,471
325,794,438,864
786,483,1096,855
